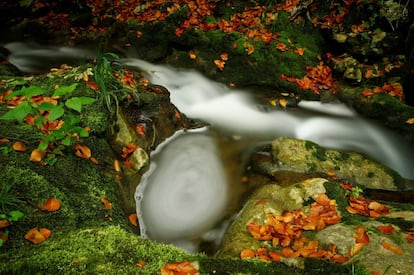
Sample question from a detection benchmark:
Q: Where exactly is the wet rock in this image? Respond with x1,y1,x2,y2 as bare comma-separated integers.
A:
218,178,328,260
251,137,407,191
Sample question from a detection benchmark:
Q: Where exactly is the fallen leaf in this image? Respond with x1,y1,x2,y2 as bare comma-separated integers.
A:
161,261,198,275
188,50,197,60
220,52,228,61
12,141,27,152
43,197,61,212
128,213,138,226
30,148,46,162
349,242,366,256
24,227,51,244
100,197,112,209
0,220,10,229
377,225,394,235
240,248,255,259
135,261,145,268
406,233,414,243
74,144,91,159
406,118,414,124
113,159,121,172
294,48,305,56
382,241,403,255
214,59,225,71
276,42,288,52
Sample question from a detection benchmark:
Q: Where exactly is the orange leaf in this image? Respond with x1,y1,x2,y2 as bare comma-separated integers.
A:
214,59,225,71
74,144,91,159
188,50,197,60
269,251,282,262
246,44,254,55
135,261,145,268
135,124,146,135
100,197,112,209
220,52,229,61
43,197,61,212
349,242,366,256
90,156,99,165
113,159,121,172
86,79,99,91
30,148,46,162
161,261,198,275
406,118,414,124
354,226,369,244
294,48,305,56
39,228,52,239
128,213,138,227
315,193,331,206
12,141,27,152
0,220,10,229
24,227,51,244
377,225,394,235
406,233,414,243
240,248,255,259
276,42,288,52
0,138,9,143
382,241,403,255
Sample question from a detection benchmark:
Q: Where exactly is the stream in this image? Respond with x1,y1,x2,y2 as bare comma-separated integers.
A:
4,42,414,253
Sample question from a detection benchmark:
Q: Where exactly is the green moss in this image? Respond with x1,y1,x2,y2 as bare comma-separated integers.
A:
0,225,194,274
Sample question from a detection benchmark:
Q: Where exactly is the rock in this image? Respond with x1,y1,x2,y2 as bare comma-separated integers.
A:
252,137,406,191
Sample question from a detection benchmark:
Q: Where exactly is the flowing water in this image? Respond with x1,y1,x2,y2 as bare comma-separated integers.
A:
4,42,414,253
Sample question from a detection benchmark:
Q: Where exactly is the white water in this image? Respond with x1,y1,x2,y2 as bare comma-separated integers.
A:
3,42,414,252
123,58,414,179
122,58,414,252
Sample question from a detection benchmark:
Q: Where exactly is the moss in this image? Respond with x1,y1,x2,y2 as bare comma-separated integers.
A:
0,225,194,274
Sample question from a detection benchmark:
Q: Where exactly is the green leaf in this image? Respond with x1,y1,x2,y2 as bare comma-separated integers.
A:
72,126,89,137
65,97,95,112
52,83,78,97
0,101,32,122
38,140,49,152
38,102,56,111
34,116,46,128
5,86,45,99
48,104,65,121
7,79,28,87
61,136,72,146
8,210,24,222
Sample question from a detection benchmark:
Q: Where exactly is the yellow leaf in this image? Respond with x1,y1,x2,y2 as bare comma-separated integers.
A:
406,118,414,124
